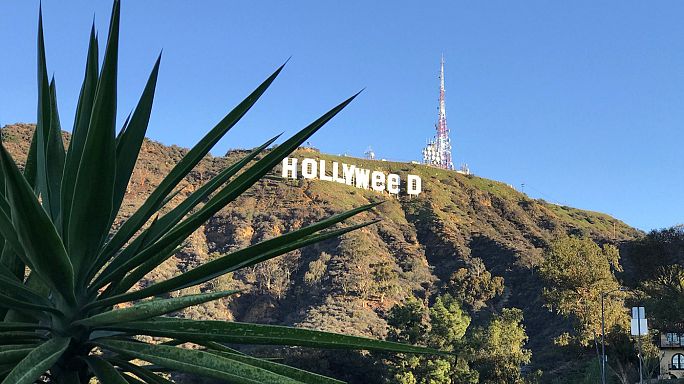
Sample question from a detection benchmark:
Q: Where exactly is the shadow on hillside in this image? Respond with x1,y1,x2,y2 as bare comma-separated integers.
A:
469,235,574,368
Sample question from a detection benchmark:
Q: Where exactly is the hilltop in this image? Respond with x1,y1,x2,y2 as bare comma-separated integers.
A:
0,123,640,382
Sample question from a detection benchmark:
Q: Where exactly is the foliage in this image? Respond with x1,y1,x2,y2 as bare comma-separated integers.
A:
0,2,441,383
253,258,292,299
539,236,627,346
605,329,661,384
385,297,534,384
640,264,684,332
371,261,400,303
567,359,601,384
447,257,504,311
427,295,471,351
387,296,430,345
470,308,532,384
384,295,478,384
304,252,331,286
625,225,684,284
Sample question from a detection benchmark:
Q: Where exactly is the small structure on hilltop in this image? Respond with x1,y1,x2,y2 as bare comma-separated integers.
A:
422,55,454,170
457,163,470,175
364,146,376,160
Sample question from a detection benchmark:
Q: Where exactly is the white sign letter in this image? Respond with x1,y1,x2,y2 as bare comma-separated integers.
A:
281,158,298,179
407,174,422,195
354,168,370,189
371,171,385,192
301,158,317,179
332,162,345,184
319,160,333,181
342,164,356,185
387,174,400,194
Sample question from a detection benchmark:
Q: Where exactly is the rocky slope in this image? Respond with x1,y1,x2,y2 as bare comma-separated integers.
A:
0,123,641,382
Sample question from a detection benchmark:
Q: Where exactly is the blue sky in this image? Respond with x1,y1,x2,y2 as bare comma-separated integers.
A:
1,1,683,231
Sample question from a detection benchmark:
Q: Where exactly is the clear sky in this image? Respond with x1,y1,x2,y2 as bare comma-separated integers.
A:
1,1,682,231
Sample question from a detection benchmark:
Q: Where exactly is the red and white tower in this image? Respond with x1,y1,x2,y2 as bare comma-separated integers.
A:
422,55,454,170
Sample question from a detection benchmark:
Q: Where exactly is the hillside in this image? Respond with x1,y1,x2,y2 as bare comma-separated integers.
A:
0,123,641,382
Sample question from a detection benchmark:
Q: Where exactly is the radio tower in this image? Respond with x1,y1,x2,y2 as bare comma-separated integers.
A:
422,55,453,170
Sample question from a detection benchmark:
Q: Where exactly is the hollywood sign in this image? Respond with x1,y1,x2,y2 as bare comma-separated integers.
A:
281,157,422,196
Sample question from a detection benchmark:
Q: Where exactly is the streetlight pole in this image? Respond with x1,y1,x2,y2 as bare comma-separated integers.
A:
636,307,644,384
601,292,606,384
601,287,628,384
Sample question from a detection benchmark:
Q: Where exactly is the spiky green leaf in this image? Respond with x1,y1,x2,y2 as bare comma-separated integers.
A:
98,319,444,355
0,245,25,284
33,5,52,207
23,131,38,189
111,54,161,224
77,290,238,327
0,271,58,315
208,350,344,384
0,158,24,283
152,92,359,250
67,0,119,280
1,337,69,384
45,78,66,223
0,144,75,304
0,333,44,344
97,339,303,384
62,23,99,241
0,291,59,317
92,135,279,291
193,341,245,355
96,63,286,270
141,135,279,244
0,348,32,365
0,323,48,332
0,364,14,379
96,219,377,308
0,344,40,353
0,203,29,271
110,359,174,384
84,356,129,384
93,94,359,298
122,374,146,384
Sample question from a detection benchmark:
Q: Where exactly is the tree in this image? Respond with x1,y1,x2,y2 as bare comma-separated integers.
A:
371,261,400,303
303,252,331,286
641,264,684,332
626,225,684,284
539,236,627,346
605,328,661,384
471,308,532,384
447,257,504,311
385,295,478,384
428,294,471,351
387,296,430,345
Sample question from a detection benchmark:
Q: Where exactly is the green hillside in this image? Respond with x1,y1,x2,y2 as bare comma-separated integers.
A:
1,123,641,382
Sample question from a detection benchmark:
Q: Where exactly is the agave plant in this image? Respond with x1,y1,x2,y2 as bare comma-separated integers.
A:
0,1,442,383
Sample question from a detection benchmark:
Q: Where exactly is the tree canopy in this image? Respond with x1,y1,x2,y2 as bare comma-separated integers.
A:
539,236,627,346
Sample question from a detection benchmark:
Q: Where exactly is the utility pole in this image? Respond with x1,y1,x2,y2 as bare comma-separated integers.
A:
601,287,629,384
601,293,607,384
633,306,646,384
638,316,643,384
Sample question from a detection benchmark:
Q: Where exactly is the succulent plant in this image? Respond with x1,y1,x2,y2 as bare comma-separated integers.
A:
0,1,440,383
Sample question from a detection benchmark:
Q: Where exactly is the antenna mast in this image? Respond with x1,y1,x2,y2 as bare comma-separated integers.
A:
422,55,454,170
